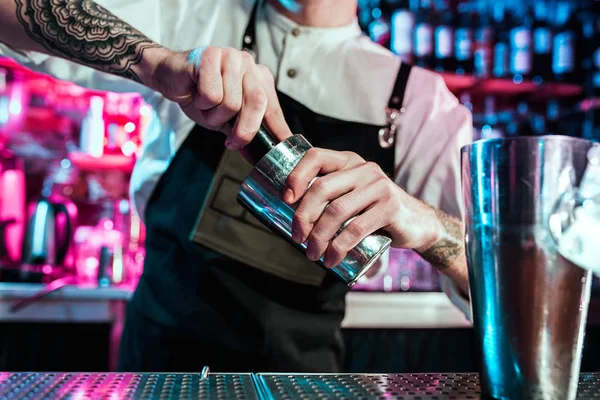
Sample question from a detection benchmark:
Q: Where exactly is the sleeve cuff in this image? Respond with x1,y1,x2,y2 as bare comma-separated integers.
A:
0,45,50,66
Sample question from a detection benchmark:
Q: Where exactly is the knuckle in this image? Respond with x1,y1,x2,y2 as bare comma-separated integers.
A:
286,171,302,190
345,218,367,239
294,210,309,226
220,47,235,59
304,147,320,163
308,226,326,243
256,64,273,80
329,239,347,258
377,178,395,198
364,161,382,174
245,88,267,108
222,96,242,113
241,50,255,65
203,46,221,61
309,177,328,196
201,89,223,107
326,200,347,219
344,151,364,163
233,128,253,144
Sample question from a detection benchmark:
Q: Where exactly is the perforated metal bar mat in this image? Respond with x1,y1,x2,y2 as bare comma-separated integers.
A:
256,373,600,400
0,372,598,399
0,372,258,400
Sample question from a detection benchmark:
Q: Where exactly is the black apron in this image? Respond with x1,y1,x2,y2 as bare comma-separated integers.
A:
117,1,412,373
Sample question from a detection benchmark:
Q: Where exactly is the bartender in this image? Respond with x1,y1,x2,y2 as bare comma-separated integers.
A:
0,0,471,372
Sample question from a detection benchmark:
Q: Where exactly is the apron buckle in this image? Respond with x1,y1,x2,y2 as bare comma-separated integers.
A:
378,106,405,149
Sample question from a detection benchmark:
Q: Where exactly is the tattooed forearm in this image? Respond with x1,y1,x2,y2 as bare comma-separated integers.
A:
13,0,161,83
417,209,464,271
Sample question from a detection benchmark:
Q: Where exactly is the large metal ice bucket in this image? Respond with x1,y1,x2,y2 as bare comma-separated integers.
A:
461,136,597,399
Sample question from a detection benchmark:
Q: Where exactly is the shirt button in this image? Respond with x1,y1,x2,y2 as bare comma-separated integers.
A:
291,27,301,37
287,68,297,78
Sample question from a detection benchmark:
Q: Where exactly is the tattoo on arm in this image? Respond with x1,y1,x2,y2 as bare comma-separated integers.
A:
417,209,464,271
13,0,161,83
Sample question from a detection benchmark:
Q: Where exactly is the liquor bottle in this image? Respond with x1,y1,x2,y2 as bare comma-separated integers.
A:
358,0,377,28
368,5,391,48
454,1,474,75
480,96,504,139
593,16,600,96
512,102,535,136
79,96,105,158
509,1,533,81
581,9,600,97
493,2,512,79
530,112,546,136
552,2,578,84
473,0,494,79
546,99,560,136
413,0,435,68
434,0,455,72
391,0,417,63
532,0,553,83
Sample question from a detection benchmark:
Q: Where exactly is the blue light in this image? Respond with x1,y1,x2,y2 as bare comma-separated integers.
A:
277,0,302,13
513,74,524,84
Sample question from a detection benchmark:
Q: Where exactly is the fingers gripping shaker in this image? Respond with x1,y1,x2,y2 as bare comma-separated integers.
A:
231,121,392,286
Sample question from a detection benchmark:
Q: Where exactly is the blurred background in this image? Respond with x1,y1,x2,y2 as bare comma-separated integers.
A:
0,0,598,374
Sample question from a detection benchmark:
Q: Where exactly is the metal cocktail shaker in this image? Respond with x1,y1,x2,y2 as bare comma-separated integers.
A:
462,136,596,400
235,125,392,286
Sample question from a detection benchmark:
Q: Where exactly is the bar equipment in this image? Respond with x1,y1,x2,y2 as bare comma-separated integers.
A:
462,136,597,399
0,149,25,263
550,146,600,273
21,195,74,268
235,124,392,286
0,371,599,399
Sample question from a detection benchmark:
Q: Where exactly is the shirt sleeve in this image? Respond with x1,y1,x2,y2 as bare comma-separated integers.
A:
393,67,473,219
392,67,474,320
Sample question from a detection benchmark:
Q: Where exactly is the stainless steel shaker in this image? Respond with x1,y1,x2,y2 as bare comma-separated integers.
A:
236,131,392,286
462,136,596,400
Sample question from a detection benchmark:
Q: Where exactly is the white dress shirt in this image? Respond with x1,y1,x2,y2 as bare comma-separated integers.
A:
0,0,473,316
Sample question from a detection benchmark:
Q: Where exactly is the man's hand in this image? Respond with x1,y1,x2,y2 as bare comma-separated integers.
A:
283,148,445,268
150,46,292,150
0,0,293,148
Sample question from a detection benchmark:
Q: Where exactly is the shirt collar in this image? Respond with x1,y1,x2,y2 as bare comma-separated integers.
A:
263,2,362,42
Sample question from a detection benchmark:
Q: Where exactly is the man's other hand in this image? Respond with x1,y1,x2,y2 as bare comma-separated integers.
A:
284,148,443,268
150,46,292,150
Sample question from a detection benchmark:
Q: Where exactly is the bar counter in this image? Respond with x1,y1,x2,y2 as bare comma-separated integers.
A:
0,283,470,327
1,371,599,399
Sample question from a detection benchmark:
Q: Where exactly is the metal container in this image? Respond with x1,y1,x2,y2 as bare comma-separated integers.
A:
462,136,597,400
237,134,392,286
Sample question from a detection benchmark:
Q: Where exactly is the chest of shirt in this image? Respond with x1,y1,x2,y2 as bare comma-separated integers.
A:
99,0,400,127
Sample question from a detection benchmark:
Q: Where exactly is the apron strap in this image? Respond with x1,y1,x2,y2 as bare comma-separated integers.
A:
241,1,260,52
389,63,412,111
240,0,412,155
378,62,412,150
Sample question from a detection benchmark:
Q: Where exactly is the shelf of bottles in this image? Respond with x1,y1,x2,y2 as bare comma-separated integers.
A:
354,0,600,293
358,0,600,142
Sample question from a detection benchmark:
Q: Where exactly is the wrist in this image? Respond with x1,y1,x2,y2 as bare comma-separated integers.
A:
414,207,465,271
414,206,444,254
133,46,173,90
